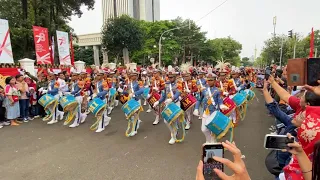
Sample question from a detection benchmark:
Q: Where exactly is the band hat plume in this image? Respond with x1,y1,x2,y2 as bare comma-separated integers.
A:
206,67,217,80
167,65,178,77
126,63,138,76
180,62,192,76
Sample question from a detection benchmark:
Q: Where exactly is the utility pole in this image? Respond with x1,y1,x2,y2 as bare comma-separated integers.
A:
279,38,284,68
254,45,257,62
273,16,277,38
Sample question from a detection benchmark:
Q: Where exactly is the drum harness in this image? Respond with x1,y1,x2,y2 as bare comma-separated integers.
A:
206,87,234,142
125,81,143,137
168,83,185,143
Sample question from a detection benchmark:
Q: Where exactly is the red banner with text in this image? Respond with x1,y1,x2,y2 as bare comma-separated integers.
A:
33,26,51,64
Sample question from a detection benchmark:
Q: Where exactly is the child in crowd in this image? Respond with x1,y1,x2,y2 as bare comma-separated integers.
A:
29,87,38,119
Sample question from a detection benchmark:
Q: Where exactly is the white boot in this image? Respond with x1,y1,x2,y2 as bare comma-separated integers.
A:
107,107,113,115
146,109,151,113
143,100,147,106
129,120,141,136
169,132,177,145
47,119,58,125
69,118,79,128
95,119,105,133
153,115,160,125
80,114,87,124
104,116,111,127
185,122,191,130
60,111,64,120
114,100,119,107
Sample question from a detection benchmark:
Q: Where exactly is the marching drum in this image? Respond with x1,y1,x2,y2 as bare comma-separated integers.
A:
205,111,233,140
244,89,255,101
161,102,184,125
88,98,107,117
180,94,197,111
232,93,247,107
221,97,236,116
121,99,141,118
142,87,150,99
59,95,78,112
38,94,56,109
147,92,161,111
119,94,129,104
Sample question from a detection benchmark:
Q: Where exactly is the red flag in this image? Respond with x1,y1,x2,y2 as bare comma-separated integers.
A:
69,33,75,65
309,27,314,58
32,26,51,64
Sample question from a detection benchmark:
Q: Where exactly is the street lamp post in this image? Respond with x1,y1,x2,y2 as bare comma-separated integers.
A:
158,27,180,68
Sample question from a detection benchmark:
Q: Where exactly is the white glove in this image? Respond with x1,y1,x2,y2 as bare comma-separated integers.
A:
220,104,229,111
64,92,71,95
236,87,241,91
144,85,149,88
117,87,123,93
41,90,47,94
153,101,159,108
223,92,229,96
153,87,159,91
38,87,44,92
87,97,91,101
59,92,63,96
185,89,191,93
193,109,199,116
92,93,97,98
147,94,151,99
129,93,133,98
165,98,172,105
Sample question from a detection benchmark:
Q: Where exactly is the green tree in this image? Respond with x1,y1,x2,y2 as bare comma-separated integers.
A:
73,45,94,65
0,0,94,61
101,15,145,64
241,57,253,67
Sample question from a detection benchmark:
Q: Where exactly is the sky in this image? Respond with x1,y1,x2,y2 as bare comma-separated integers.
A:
69,0,320,59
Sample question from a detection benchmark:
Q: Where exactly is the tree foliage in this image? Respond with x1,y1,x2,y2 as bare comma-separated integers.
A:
0,0,94,61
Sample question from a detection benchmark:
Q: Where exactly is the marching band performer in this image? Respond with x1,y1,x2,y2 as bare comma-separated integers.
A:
180,63,198,130
193,68,229,143
92,70,111,132
41,71,64,124
106,63,119,115
118,63,144,137
154,65,182,144
144,68,153,113
150,69,165,125
196,68,207,120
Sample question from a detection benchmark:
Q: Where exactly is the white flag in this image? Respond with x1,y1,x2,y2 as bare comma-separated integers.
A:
56,30,71,65
0,19,14,63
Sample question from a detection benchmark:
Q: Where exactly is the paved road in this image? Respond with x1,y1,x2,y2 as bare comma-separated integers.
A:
0,90,273,180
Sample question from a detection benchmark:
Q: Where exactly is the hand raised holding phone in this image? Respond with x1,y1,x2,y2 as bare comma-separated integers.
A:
196,141,251,180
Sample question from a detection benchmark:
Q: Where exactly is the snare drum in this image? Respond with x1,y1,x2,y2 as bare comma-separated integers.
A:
205,111,232,140
221,97,236,116
244,89,255,101
180,94,197,111
121,99,141,118
59,95,78,112
161,102,183,125
232,93,246,107
142,87,150,99
109,88,116,99
88,98,107,117
119,94,129,104
147,92,161,110
38,94,56,109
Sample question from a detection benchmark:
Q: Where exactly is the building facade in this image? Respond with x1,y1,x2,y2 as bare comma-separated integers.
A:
76,0,160,66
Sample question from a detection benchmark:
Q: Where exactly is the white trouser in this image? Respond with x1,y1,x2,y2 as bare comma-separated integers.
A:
75,96,83,124
185,109,192,123
201,113,217,143
230,109,237,123
52,94,62,120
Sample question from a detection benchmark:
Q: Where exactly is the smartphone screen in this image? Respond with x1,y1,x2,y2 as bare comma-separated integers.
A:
202,144,224,180
264,135,294,150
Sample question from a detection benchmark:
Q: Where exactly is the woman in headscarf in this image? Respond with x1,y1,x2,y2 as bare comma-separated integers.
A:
4,76,20,126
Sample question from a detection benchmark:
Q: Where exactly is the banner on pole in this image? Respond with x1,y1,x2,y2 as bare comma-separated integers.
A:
56,30,71,65
33,26,51,64
0,19,14,63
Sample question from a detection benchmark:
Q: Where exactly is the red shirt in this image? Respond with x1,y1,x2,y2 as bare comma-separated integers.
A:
288,96,303,119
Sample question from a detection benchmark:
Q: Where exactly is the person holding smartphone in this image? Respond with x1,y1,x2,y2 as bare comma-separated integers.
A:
196,141,251,180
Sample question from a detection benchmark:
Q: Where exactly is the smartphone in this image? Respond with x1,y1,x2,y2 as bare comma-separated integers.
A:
265,69,271,80
264,134,294,150
202,143,224,180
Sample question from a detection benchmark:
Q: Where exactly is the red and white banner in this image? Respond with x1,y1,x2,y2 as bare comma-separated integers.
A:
0,19,14,63
56,30,71,65
33,26,51,64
